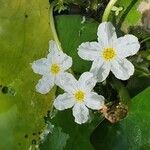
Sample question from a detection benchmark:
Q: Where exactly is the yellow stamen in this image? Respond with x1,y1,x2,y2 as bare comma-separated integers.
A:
102,48,116,61
50,64,60,74
74,90,85,102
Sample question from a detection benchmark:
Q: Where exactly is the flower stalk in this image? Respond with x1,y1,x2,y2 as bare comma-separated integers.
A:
50,3,62,51
102,0,118,22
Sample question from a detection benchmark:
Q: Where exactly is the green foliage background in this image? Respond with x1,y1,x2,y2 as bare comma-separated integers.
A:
0,0,150,150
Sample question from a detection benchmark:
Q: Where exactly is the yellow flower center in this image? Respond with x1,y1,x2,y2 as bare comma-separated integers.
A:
50,64,60,74
74,90,85,102
102,48,116,61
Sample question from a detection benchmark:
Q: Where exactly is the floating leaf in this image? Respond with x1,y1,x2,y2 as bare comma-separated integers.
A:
0,0,55,149
91,87,150,149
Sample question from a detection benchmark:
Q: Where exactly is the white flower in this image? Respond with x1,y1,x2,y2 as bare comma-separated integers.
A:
31,40,72,94
78,22,140,82
54,72,105,124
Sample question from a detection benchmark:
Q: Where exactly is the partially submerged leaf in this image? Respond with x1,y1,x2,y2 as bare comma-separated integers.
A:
0,0,55,149
91,87,150,149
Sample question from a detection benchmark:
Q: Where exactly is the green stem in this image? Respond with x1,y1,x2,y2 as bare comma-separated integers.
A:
102,0,118,22
140,36,150,44
50,3,62,51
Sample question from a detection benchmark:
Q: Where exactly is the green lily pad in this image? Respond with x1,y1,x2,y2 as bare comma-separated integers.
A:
0,0,55,149
91,87,150,149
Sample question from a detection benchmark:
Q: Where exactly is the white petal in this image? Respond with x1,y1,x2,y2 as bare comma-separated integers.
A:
49,40,59,53
36,75,54,94
54,73,62,86
58,53,72,71
97,22,117,47
115,34,140,58
58,72,77,93
72,103,89,124
97,62,111,82
48,41,72,70
78,72,97,91
32,58,49,75
90,58,104,73
90,59,110,82
47,40,62,62
111,58,135,80
78,42,101,61
54,93,75,110
85,92,105,110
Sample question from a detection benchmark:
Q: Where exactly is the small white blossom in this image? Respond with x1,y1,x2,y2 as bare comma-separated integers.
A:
54,72,105,124
31,40,72,94
78,22,140,82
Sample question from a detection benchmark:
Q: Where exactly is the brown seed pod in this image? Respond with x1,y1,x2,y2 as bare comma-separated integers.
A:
100,102,128,123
